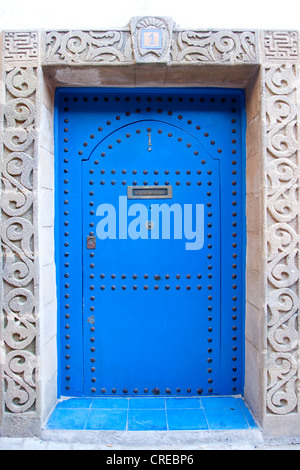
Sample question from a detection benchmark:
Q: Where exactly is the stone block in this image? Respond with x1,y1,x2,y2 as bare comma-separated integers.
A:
244,339,265,423
39,147,54,191
246,267,266,311
45,65,135,87
40,336,57,423
245,301,263,351
165,64,228,86
247,114,262,158
40,104,54,154
263,414,300,439
42,74,55,113
246,70,262,123
246,152,265,195
39,263,56,308
39,300,57,346
135,64,166,86
0,415,40,438
39,226,54,266
39,188,54,227
246,191,265,235
247,231,264,273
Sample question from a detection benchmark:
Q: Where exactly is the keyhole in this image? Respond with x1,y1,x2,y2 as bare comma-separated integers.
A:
145,221,154,230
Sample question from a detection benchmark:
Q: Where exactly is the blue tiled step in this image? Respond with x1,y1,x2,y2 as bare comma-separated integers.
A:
46,396,257,431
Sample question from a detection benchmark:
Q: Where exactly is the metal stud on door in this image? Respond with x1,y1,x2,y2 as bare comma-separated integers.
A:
55,89,246,397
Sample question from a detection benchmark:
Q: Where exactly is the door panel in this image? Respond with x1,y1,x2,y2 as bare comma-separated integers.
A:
82,121,220,396
55,88,246,397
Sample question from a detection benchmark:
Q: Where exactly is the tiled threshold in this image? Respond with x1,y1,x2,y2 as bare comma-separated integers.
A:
46,396,258,432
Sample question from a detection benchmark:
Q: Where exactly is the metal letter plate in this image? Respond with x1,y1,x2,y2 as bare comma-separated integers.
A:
127,185,172,199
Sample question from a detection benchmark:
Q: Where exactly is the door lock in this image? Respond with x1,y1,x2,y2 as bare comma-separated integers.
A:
87,236,96,249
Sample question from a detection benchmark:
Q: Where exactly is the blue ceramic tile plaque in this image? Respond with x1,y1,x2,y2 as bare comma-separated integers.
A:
141,28,162,49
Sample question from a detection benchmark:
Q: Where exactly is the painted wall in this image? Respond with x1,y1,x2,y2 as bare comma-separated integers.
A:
0,0,299,31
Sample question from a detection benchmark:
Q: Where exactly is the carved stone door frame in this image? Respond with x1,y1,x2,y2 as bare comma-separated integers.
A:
0,20,299,438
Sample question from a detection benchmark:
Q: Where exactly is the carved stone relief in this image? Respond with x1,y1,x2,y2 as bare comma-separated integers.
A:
1,34,39,419
263,34,299,416
45,30,133,64
44,23,259,66
264,31,299,61
171,30,258,63
4,32,39,63
130,16,173,63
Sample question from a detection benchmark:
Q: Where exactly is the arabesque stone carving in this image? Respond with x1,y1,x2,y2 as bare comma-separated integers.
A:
264,62,300,416
171,30,258,62
1,39,39,418
45,30,133,63
44,25,258,65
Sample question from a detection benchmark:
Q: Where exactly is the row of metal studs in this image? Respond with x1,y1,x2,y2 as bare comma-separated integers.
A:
64,95,238,103
89,388,206,395
231,114,239,392
62,107,72,390
77,119,224,158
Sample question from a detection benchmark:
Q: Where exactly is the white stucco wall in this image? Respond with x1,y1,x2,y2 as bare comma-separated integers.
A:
0,0,299,30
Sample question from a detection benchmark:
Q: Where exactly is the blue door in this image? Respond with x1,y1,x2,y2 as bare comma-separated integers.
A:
55,88,246,398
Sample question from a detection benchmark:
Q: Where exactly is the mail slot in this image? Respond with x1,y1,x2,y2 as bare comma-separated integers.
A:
127,185,173,199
